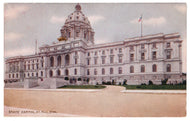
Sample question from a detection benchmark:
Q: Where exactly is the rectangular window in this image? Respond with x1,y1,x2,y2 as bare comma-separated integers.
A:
102,50,105,55
102,58,105,64
119,48,122,53
94,51,97,56
153,43,156,48
75,58,77,64
130,54,134,61
87,59,90,65
166,51,171,59
110,49,113,54
110,56,114,64
166,42,170,48
141,53,145,60
141,44,145,49
152,51,157,60
119,56,122,63
94,58,97,65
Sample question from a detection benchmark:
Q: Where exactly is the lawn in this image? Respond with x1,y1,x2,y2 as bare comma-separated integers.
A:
124,84,186,90
58,85,106,89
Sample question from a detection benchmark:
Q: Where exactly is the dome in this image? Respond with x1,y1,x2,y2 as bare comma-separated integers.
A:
58,4,94,45
65,4,90,25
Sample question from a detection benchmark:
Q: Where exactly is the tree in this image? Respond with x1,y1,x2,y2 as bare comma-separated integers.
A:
148,80,153,85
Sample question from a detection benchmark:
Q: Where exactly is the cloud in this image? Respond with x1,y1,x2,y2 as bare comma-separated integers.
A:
50,16,66,24
88,15,105,25
4,4,29,20
174,4,186,14
130,16,166,26
4,32,24,42
5,47,34,58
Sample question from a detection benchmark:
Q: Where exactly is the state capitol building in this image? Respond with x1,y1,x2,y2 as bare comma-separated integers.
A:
5,4,183,86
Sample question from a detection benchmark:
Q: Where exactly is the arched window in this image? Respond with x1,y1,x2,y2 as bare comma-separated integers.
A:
65,69,69,76
36,72,38,77
110,68,114,74
50,57,54,67
118,67,122,74
41,71,43,77
74,68,77,75
130,66,134,73
102,68,105,75
65,55,70,65
57,56,61,66
49,70,53,77
167,64,171,72
57,69,61,76
152,64,157,72
141,65,145,72
32,73,34,77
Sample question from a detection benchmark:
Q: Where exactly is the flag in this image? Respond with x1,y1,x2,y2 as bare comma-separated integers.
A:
138,16,142,22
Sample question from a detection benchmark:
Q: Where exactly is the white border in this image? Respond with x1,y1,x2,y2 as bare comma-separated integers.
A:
1,0,189,121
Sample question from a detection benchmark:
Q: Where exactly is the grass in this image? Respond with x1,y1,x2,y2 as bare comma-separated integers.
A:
123,84,186,90
58,85,106,89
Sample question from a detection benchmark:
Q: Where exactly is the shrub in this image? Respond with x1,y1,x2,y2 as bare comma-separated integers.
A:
107,81,112,85
141,83,146,85
183,80,186,85
64,77,69,81
123,79,127,85
78,78,81,81
136,85,141,88
161,78,168,85
148,80,153,85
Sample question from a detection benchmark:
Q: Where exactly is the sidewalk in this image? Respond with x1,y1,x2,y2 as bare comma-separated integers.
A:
121,90,186,94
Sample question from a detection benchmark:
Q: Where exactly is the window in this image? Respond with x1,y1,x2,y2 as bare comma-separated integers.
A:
119,48,122,53
102,50,105,55
68,32,71,38
32,73,34,77
65,69,69,76
166,42,170,48
152,51,157,60
36,64,39,69
57,69,61,76
94,51,97,56
41,62,43,68
141,65,145,72
130,54,134,61
166,51,171,59
74,69,77,75
102,58,105,64
118,56,122,63
118,67,122,74
110,56,114,64
76,31,79,37
130,66,134,73
28,65,30,70
50,56,54,67
152,64,157,72
110,49,113,54
94,69,97,75
153,43,156,48
167,64,171,72
32,64,34,70
76,16,79,19
41,71,43,77
9,74,11,78
16,73,18,78
36,72,38,77
75,51,78,56
49,70,53,77
87,59,90,65
57,56,61,66
102,68,105,75
94,58,97,65
28,73,30,77
87,52,90,56
141,53,145,60
24,65,26,70
87,69,90,75
65,54,70,65
110,68,114,74
141,44,145,49
84,33,87,39
130,46,134,51
24,73,25,78
75,58,77,64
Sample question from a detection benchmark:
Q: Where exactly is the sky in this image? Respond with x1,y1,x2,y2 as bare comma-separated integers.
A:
4,3,186,72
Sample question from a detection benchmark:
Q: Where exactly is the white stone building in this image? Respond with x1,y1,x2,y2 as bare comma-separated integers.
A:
5,4,183,85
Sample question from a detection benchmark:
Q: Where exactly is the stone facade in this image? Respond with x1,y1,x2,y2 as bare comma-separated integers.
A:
4,4,183,85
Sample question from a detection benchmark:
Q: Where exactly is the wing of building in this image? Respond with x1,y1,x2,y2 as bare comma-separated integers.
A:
5,4,183,86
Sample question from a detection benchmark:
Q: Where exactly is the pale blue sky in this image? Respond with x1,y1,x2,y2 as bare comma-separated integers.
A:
4,3,186,72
